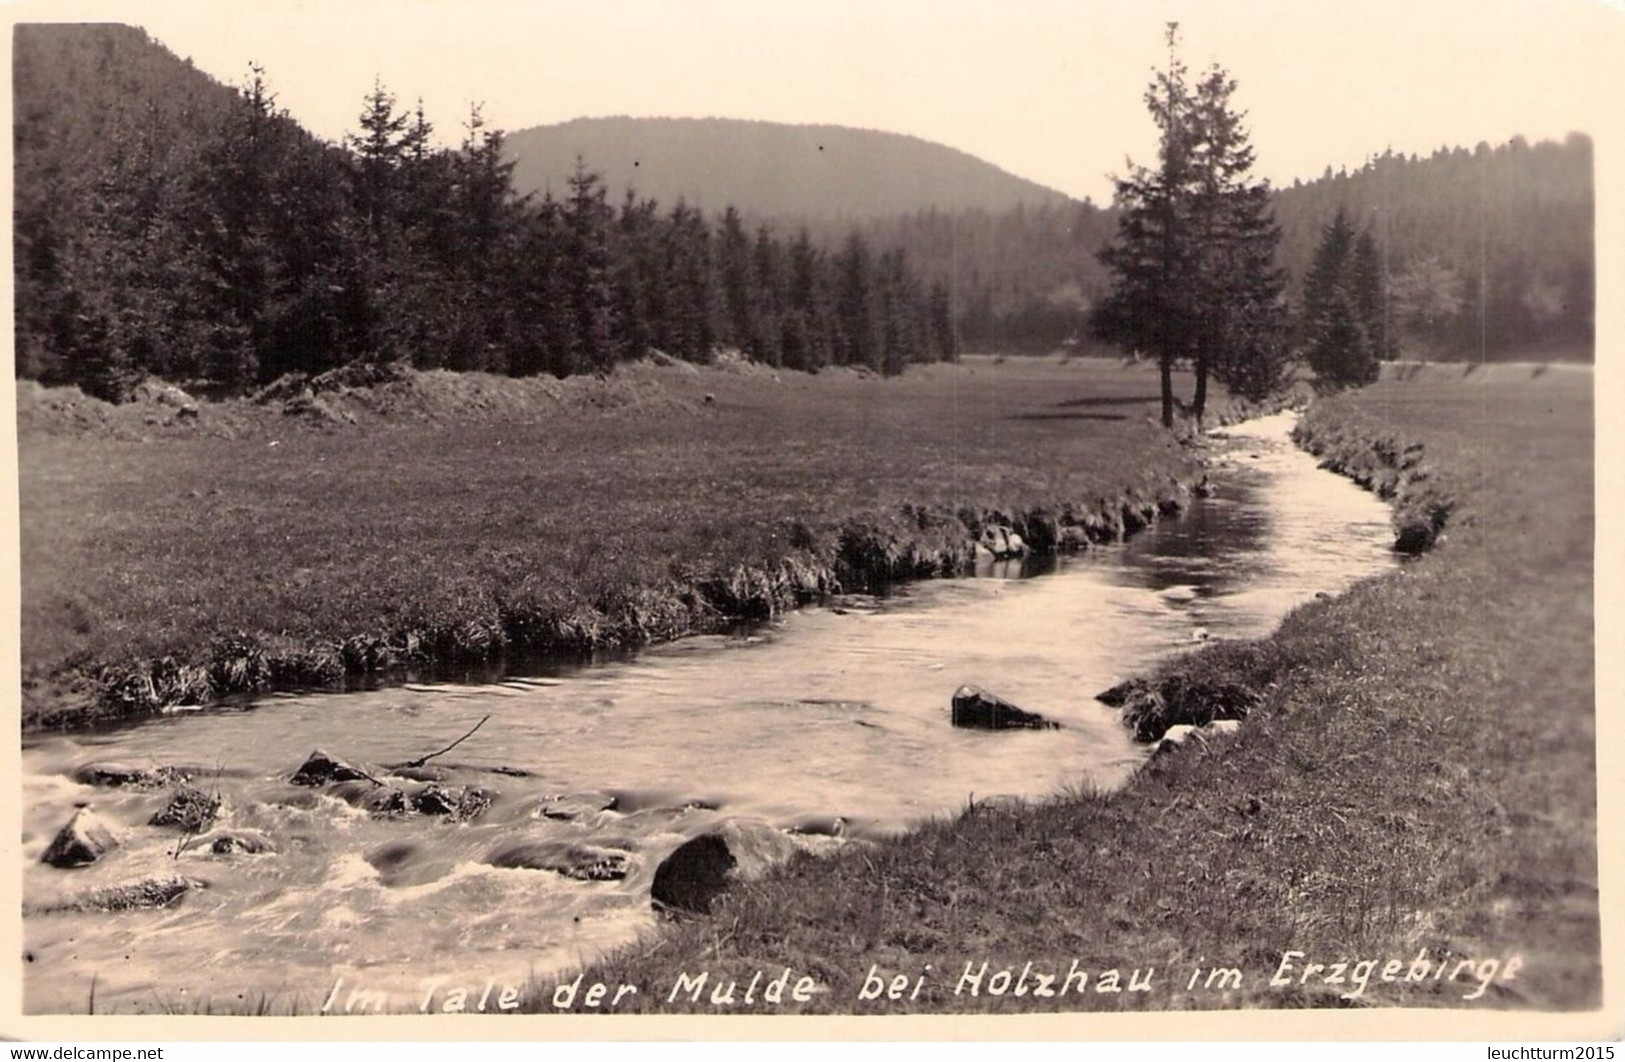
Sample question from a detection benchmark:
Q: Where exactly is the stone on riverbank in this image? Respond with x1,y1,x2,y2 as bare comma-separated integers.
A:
1394,515,1438,555
1100,675,1259,743
977,525,1027,560
650,833,737,914
950,685,1061,730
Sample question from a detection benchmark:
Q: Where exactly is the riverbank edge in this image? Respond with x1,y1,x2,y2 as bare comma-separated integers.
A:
1097,399,1460,741
20,396,1285,731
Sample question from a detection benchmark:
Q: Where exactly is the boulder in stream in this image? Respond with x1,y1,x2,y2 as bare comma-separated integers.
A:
486,840,633,882
34,875,204,915
148,785,221,832
950,685,1061,730
290,749,373,786
208,830,276,855
538,792,619,822
41,808,119,868
412,784,493,822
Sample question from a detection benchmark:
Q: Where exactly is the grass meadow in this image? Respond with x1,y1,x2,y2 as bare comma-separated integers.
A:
19,356,1209,725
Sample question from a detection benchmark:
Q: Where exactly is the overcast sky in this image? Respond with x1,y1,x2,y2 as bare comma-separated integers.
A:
10,0,1622,202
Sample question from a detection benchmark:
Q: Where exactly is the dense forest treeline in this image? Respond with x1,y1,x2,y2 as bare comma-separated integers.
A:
827,136,1593,359
13,24,1595,401
14,25,957,398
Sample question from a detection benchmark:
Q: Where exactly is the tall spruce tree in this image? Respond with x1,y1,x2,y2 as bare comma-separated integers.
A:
1302,208,1382,386
1093,24,1289,424
564,159,616,373
1350,230,1393,360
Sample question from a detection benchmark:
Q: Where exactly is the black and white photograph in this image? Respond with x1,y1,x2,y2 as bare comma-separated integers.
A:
3,0,1618,1040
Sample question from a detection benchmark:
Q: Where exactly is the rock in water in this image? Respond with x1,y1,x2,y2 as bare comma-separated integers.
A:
148,785,221,831
486,841,632,882
33,875,204,915
412,784,493,822
950,685,1061,730
71,762,189,789
978,525,1027,560
289,749,371,786
41,808,119,867
208,830,276,855
650,833,738,915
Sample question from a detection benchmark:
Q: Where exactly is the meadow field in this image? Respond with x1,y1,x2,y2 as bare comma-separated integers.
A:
553,362,1599,1011
19,356,1218,727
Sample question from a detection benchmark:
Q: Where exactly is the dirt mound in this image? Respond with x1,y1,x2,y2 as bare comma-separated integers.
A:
19,361,712,442
16,378,252,440
315,367,705,422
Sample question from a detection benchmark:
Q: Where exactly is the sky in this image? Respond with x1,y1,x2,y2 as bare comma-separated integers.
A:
6,0,1622,203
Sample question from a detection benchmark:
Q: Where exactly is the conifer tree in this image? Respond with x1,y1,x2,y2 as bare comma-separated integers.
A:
749,226,786,367
564,159,616,372
716,207,754,351
1093,24,1290,422
1302,208,1381,386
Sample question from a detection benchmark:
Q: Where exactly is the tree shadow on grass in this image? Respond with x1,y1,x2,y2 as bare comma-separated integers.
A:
1051,395,1163,408
1008,412,1130,422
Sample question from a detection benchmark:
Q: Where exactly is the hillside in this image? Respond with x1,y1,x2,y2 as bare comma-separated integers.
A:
12,23,249,379
1271,137,1594,359
847,135,1594,359
502,116,1074,219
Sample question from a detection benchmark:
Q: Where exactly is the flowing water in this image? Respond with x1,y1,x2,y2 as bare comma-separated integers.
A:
20,412,1399,1013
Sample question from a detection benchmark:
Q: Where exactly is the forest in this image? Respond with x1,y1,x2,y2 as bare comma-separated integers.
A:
12,24,1595,403
818,133,1593,359
13,25,956,400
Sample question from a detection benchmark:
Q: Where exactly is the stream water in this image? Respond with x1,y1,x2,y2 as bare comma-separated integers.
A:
20,412,1399,1014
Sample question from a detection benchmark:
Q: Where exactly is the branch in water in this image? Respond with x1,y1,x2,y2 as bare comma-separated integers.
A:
392,714,492,770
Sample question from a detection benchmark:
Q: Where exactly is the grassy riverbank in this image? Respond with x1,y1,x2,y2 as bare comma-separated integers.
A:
553,363,1597,1012
21,356,1231,728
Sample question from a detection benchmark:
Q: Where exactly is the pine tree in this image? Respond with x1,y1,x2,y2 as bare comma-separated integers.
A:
564,159,616,373
783,229,829,371
1302,208,1380,386
611,190,660,364
192,64,293,389
835,233,881,369
749,226,785,367
1092,23,1200,427
1188,64,1290,409
1350,231,1392,360
715,207,753,352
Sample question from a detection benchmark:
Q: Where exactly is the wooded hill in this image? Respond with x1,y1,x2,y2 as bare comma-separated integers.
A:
13,24,958,398
819,136,1594,359
504,116,1073,220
